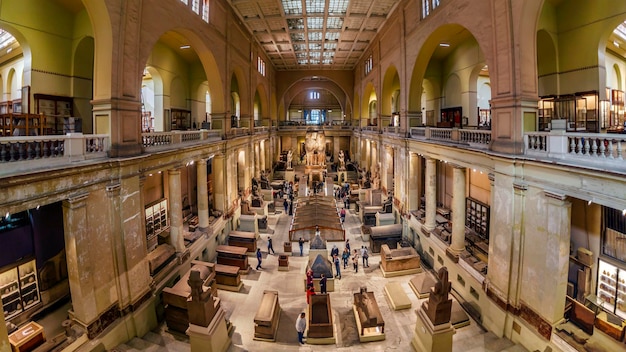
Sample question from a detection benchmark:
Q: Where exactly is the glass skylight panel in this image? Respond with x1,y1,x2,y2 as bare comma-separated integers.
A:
616,22,626,42
322,58,333,64
0,30,16,49
281,0,303,15
305,0,324,14
309,51,321,58
310,59,320,64
296,52,307,59
307,17,324,30
324,43,337,50
309,43,322,50
293,44,306,51
323,51,334,58
298,59,308,65
328,0,349,14
325,32,340,41
308,31,322,41
290,33,306,42
288,18,305,30
326,17,343,29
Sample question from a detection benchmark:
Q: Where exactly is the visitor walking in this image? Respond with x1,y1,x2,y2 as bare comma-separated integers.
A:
267,237,275,255
340,207,346,222
330,244,339,258
296,312,306,345
361,246,369,267
299,237,305,256
342,248,350,269
256,248,263,270
345,238,351,253
333,255,341,279
283,198,289,213
352,249,360,273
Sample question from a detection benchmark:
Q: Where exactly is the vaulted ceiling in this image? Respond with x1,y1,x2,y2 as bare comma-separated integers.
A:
229,0,401,70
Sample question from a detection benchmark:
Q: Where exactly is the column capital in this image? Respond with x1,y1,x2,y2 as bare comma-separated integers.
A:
105,183,121,197
168,168,182,175
513,181,528,192
544,189,568,202
488,172,495,183
63,193,89,209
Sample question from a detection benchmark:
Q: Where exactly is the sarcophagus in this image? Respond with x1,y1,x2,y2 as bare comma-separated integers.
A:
369,224,403,253
228,231,257,252
215,264,241,287
354,290,385,335
254,290,281,340
380,244,421,273
308,294,333,338
216,245,249,270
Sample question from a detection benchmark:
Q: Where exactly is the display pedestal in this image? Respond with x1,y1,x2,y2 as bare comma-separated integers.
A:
187,308,231,352
285,169,295,183
239,214,259,237
411,307,454,352
250,201,269,216
337,170,347,184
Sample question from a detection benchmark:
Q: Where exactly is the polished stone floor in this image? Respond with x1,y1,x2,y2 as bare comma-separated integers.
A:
114,197,528,352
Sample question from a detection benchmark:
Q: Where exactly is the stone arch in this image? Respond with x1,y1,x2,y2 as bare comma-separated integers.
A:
408,23,492,113
142,66,164,131
613,64,623,91
536,29,558,96
72,36,95,133
278,76,352,122
361,82,377,126
81,0,113,100
254,83,269,120
381,65,401,117
230,67,248,117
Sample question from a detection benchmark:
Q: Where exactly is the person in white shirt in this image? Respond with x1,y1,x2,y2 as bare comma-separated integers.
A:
295,312,306,344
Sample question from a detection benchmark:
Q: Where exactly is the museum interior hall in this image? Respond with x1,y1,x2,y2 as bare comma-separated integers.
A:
1,0,626,351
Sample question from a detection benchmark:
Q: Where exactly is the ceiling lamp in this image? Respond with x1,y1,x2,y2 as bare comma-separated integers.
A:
180,45,191,49
439,43,450,47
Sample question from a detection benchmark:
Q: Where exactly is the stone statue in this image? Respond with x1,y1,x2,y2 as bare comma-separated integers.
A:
251,185,263,207
382,193,393,213
305,131,326,166
338,150,346,170
422,267,452,325
187,268,219,328
287,149,293,169
372,164,381,189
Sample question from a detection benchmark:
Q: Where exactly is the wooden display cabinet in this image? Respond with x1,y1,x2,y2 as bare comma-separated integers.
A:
145,199,169,252
0,260,40,322
466,197,490,241
8,321,45,352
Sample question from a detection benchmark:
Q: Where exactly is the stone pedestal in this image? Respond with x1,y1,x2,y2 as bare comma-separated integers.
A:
187,308,231,352
285,169,295,183
278,255,289,271
283,241,292,254
411,307,455,352
239,214,259,236
250,201,269,216
337,170,347,184
376,212,395,226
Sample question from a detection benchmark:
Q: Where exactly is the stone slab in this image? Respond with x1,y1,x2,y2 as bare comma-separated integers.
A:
384,282,411,310
380,265,422,278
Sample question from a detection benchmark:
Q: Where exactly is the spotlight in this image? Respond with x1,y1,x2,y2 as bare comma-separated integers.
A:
149,173,153,176
587,200,592,205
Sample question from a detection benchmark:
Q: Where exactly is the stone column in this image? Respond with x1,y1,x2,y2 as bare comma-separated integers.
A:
0,306,10,352
197,159,209,231
447,166,466,261
541,191,571,324
260,140,266,173
408,153,420,211
423,157,437,234
168,168,185,252
213,155,226,213
253,143,260,178
63,193,98,324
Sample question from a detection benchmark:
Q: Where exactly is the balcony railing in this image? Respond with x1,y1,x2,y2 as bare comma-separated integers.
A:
0,133,108,164
142,130,222,150
409,127,492,150
524,131,626,170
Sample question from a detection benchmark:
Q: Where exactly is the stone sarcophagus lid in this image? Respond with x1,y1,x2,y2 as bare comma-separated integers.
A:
353,289,385,337
380,244,421,277
308,294,333,338
228,231,257,253
253,290,281,341
216,245,249,271
369,224,403,253
214,264,241,288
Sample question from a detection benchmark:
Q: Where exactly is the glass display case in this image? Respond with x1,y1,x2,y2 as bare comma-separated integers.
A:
1,259,40,321
145,199,169,252
597,259,626,319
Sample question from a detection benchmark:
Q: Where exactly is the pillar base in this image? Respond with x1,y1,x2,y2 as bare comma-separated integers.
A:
187,308,231,352
411,307,455,352
445,247,460,263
